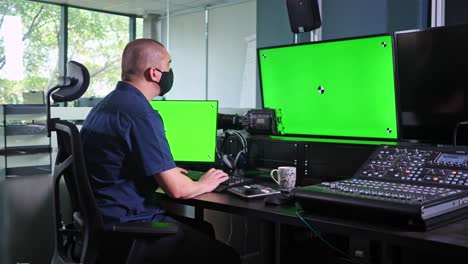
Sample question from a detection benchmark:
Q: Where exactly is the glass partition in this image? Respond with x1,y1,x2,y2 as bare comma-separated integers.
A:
161,0,257,109
68,8,129,97
0,0,60,104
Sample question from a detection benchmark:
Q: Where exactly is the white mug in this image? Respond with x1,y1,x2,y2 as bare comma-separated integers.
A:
270,166,296,190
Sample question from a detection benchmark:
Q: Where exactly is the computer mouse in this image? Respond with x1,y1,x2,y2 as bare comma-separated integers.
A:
264,193,295,206
244,187,264,196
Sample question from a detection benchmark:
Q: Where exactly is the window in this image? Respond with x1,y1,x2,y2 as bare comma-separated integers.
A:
0,0,60,104
68,8,129,97
136,18,144,38
1,2,138,103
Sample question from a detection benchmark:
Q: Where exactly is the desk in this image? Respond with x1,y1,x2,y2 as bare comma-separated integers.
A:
155,183,468,264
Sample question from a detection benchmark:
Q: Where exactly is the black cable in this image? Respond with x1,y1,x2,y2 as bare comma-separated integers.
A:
452,121,468,148
295,209,372,264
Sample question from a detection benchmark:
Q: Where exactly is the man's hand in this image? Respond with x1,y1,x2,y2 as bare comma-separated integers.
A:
156,167,228,198
198,168,229,192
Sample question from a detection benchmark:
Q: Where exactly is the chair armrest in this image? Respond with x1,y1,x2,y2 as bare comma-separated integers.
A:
111,221,178,237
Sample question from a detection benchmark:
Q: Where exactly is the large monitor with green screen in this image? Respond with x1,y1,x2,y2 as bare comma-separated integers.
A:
258,34,398,140
149,100,218,164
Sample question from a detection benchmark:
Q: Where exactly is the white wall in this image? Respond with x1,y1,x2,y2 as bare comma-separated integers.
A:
161,1,256,108
207,1,256,108
162,11,207,100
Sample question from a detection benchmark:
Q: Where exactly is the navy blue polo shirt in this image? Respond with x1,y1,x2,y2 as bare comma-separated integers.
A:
81,81,176,227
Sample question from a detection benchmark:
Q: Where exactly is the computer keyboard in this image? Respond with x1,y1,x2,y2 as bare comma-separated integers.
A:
213,175,255,192
186,170,254,192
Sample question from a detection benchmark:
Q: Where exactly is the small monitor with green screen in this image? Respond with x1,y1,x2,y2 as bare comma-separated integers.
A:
149,100,218,164
258,34,398,140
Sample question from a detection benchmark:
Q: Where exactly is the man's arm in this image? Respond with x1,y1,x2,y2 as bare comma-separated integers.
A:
154,168,228,199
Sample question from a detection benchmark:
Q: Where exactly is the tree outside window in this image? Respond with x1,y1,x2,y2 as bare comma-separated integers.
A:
0,1,134,104
68,8,129,98
0,0,60,104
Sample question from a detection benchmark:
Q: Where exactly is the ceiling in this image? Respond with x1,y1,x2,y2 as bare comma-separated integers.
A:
38,0,248,16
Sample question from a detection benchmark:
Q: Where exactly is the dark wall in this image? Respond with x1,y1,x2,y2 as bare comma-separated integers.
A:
445,1,468,26
257,0,428,47
256,0,429,107
387,0,429,33
257,0,293,48
322,0,388,40
323,0,428,40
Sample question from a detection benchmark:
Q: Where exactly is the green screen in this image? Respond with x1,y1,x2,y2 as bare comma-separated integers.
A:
258,34,398,139
149,100,218,163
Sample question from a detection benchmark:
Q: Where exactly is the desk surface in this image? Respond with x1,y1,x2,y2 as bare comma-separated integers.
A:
155,186,468,257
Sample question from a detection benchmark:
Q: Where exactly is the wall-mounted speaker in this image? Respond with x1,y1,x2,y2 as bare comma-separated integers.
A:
286,0,322,33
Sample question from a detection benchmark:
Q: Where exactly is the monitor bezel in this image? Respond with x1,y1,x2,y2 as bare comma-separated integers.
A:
257,33,400,142
394,24,468,146
149,99,219,169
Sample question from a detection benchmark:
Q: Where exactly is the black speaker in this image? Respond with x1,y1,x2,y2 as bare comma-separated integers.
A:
286,0,322,33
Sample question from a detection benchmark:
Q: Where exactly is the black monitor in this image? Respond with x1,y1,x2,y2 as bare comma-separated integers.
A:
395,24,468,145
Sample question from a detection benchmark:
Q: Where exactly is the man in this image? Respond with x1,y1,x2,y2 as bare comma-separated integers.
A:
81,39,240,263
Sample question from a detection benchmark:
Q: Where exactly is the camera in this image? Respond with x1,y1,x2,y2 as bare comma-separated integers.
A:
217,108,278,135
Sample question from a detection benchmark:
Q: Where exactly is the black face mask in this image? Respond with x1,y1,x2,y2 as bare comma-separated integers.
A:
156,68,174,96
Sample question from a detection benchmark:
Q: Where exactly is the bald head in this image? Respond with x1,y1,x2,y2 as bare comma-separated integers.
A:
121,39,167,82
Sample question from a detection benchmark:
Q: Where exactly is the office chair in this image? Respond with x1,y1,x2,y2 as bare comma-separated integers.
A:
47,61,178,264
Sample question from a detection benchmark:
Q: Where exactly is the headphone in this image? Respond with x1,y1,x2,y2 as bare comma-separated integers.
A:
219,130,248,176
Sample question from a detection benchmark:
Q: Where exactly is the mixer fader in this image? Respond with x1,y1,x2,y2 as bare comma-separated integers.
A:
357,146,468,187
293,145,468,230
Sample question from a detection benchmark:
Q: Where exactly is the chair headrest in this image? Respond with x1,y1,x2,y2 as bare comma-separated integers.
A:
51,61,90,103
